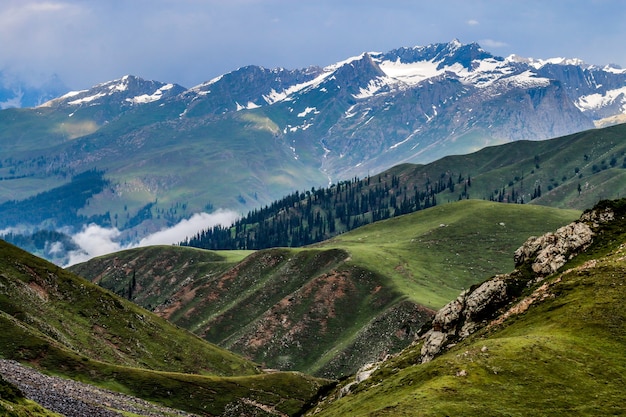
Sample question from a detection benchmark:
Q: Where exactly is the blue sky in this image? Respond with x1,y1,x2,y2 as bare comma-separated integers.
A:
2,0,625,90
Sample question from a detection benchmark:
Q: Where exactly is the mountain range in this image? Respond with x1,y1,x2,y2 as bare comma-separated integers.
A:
1,38,626,415
2,40,626,261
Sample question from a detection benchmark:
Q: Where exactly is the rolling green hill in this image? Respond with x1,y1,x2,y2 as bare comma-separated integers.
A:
72,200,580,379
302,199,626,416
0,239,329,415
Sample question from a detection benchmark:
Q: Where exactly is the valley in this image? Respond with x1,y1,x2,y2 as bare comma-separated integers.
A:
0,39,625,416
71,200,580,378
1,197,625,415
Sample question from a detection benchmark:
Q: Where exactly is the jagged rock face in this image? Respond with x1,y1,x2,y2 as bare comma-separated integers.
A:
580,206,616,225
419,204,616,364
460,278,509,337
513,222,595,276
420,276,509,363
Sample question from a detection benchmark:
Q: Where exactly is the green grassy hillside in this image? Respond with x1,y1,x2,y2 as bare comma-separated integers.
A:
304,200,626,416
73,200,580,379
399,123,626,211
0,239,329,415
316,200,580,307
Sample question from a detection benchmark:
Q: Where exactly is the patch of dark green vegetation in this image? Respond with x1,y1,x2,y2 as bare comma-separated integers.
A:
0,169,111,229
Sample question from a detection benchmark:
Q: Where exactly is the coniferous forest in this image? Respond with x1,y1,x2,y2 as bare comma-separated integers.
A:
181,170,476,250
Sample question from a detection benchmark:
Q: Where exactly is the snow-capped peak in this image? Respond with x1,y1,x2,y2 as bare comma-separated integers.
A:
38,75,183,108
506,54,588,69
448,38,462,50
602,64,626,74
323,53,370,72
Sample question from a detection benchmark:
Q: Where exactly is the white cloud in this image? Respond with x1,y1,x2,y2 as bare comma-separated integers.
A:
479,39,509,49
138,209,239,246
64,209,239,266
66,223,122,266
0,225,30,235
467,19,479,26
46,241,65,256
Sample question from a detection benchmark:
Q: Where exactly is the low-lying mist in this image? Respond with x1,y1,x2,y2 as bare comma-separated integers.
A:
65,209,239,266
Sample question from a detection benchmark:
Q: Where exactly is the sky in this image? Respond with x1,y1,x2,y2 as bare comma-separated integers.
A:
1,0,626,90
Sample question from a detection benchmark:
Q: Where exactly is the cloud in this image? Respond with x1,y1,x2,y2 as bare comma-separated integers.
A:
479,39,509,48
46,241,65,256
64,209,239,266
467,19,479,26
138,210,239,246
66,223,123,266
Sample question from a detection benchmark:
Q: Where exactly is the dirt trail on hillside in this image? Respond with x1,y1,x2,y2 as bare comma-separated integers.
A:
0,360,197,417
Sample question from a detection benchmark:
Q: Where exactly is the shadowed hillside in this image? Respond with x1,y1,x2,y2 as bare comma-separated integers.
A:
0,239,330,416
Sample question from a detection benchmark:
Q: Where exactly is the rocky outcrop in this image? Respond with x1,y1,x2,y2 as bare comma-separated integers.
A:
419,204,617,363
420,275,511,363
513,221,594,276
331,201,623,400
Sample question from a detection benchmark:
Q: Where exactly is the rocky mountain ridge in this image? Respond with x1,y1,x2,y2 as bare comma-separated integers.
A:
419,213,599,363
36,40,626,180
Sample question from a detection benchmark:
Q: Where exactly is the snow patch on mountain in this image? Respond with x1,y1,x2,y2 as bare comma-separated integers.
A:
352,77,390,99
576,86,626,112
68,92,106,105
603,65,626,75
262,55,369,104
106,76,130,92
377,58,448,86
190,74,224,93
506,54,588,69
285,122,313,133
236,101,261,111
297,107,318,117
126,83,175,104
390,129,421,150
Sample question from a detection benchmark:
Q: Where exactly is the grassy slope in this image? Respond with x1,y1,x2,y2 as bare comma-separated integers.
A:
72,245,254,311
74,245,412,378
0,239,257,376
0,239,329,416
396,123,626,211
317,200,580,308
73,200,580,379
305,203,626,416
